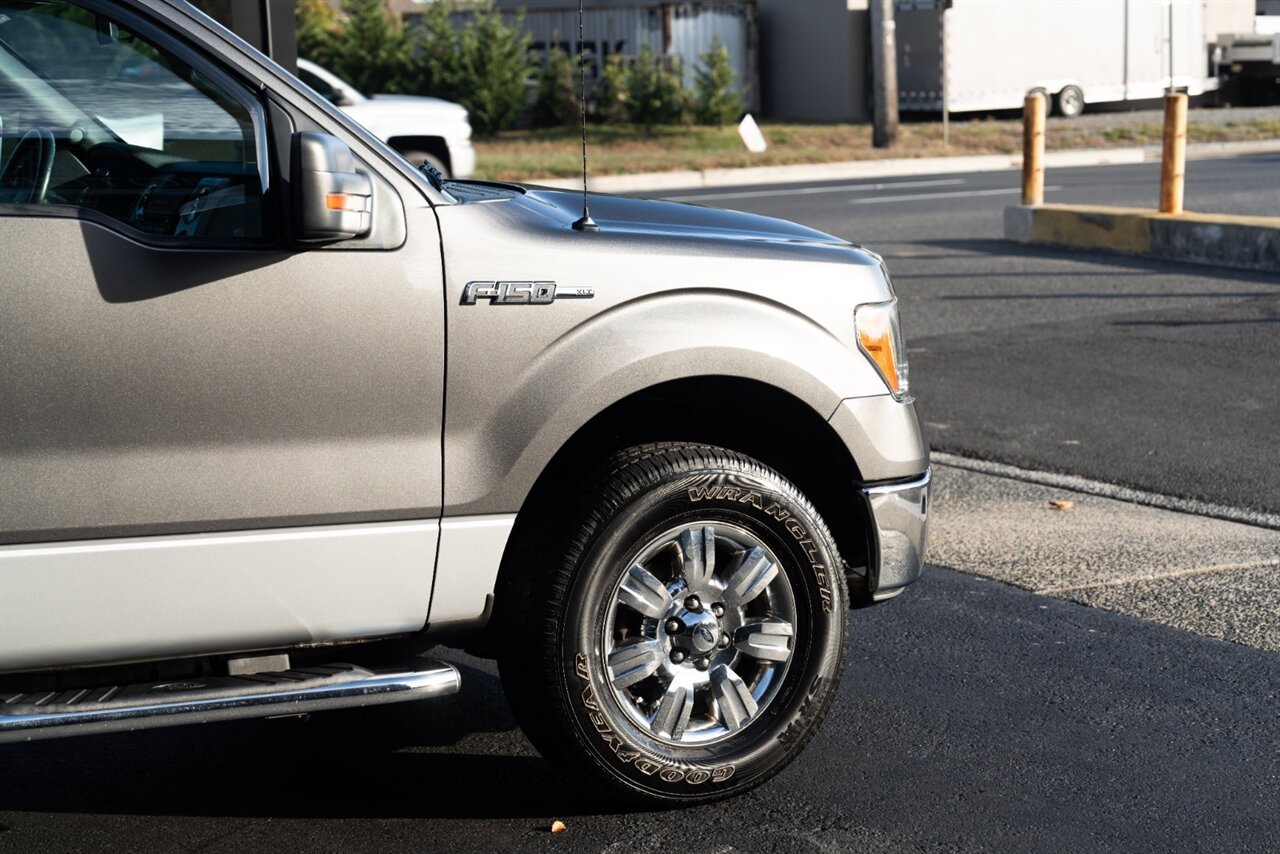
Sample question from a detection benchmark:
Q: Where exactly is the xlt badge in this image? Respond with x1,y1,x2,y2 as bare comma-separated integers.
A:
460,281,594,305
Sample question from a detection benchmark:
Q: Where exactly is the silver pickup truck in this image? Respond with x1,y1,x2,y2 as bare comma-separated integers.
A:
0,0,929,806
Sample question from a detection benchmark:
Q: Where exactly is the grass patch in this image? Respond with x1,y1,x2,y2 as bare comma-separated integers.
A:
471,116,1280,182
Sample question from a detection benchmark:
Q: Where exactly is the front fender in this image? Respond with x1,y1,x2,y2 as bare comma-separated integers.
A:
443,289,889,515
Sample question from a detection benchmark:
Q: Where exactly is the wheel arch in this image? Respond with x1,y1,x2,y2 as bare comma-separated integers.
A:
478,376,872,653
385,135,451,172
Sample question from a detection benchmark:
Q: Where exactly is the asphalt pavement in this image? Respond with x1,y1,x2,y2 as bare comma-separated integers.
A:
1,568,1276,853
929,463,1279,651
664,154,1280,516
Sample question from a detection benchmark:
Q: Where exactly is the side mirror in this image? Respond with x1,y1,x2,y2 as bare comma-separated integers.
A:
291,132,372,243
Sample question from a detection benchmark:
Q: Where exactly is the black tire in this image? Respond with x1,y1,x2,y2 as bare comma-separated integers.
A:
1056,85,1085,118
497,443,849,806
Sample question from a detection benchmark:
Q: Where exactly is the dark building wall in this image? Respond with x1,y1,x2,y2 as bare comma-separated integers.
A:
757,0,869,122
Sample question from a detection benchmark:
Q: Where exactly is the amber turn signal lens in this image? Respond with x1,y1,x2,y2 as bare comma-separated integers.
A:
857,317,899,394
855,300,909,401
326,193,366,212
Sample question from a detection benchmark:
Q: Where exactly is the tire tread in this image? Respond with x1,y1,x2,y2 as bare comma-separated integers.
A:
498,442,847,806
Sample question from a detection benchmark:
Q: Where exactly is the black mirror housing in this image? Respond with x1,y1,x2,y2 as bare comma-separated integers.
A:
291,132,372,243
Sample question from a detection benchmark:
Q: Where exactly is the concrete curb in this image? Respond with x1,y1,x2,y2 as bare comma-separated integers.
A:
1003,203,1280,272
529,139,1280,194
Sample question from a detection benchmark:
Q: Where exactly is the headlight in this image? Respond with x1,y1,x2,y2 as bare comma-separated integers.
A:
855,299,910,402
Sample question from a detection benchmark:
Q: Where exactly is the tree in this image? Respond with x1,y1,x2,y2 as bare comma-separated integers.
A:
692,38,742,126
594,54,629,123
332,0,413,95
456,6,534,135
535,45,579,128
413,0,463,101
295,0,340,68
624,44,685,129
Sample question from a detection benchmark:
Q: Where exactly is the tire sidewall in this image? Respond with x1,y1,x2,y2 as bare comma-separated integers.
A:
557,464,846,801
1058,86,1084,117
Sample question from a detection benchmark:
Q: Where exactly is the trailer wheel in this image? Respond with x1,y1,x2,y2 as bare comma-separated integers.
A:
1056,85,1085,118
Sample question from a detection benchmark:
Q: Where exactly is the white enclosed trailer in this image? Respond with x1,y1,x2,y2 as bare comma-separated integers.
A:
896,0,1217,117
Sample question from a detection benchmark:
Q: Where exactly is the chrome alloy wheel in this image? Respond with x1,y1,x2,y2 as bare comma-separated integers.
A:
601,522,798,746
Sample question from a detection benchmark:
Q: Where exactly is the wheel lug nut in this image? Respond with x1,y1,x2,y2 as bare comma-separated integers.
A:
670,650,686,664
694,657,710,671
684,595,702,612
718,632,731,649
664,618,683,634
711,602,724,618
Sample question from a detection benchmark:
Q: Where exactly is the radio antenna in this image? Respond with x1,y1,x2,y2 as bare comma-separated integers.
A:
571,0,599,232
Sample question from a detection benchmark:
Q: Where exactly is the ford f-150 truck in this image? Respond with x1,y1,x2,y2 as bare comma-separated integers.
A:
0,0,929,806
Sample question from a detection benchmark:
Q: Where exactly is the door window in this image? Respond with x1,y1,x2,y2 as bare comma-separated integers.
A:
0,1,265,239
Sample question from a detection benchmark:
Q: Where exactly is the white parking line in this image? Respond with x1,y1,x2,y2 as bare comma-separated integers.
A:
851,186,1061,205
666,177,965,202
1035,558,1280,595
932,451,1280,530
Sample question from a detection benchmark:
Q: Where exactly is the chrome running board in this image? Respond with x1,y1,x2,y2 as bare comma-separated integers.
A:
0,660,459,743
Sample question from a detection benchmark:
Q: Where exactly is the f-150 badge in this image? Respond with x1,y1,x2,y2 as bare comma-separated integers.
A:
461,281,594,305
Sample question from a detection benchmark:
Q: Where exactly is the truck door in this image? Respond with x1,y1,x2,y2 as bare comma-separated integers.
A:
0,1,445,670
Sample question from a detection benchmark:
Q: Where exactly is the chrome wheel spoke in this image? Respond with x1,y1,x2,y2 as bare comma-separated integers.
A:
725,546,777,608
734,620,794,663
617,563,672,619
678,526,716,588
607,640,664,690
652,680,695,740
605,521,796,746
710,664,758,731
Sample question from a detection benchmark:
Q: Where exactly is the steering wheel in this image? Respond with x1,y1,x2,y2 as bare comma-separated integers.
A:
0,128,57,204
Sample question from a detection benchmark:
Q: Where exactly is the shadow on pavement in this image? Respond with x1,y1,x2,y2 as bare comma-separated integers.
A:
0,661,614,821
899,237,1280,285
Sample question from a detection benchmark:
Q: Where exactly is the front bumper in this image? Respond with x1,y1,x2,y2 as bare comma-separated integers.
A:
861,468,931,601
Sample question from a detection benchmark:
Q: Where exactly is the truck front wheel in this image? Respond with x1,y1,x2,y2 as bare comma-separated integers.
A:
497,443,848,805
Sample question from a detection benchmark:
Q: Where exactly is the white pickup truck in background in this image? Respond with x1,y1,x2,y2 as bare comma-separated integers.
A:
296,57,475,178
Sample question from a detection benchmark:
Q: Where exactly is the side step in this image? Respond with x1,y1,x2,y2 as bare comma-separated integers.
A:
0,660,460,743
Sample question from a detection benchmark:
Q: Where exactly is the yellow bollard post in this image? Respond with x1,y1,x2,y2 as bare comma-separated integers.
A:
1021,92,1045,206
1159,92,1188,214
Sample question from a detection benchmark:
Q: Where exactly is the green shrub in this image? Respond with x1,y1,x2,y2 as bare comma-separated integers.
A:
594,54,629,123
331,0,413,94
692,38,742,126
456,6,535,135
295,0,340,69
413,0,464,102
623,44,685,128
536,46,579,128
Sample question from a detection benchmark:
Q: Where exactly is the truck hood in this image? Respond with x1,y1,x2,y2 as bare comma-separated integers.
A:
516,185,855,251
342,95,473,141
369,94,469,120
